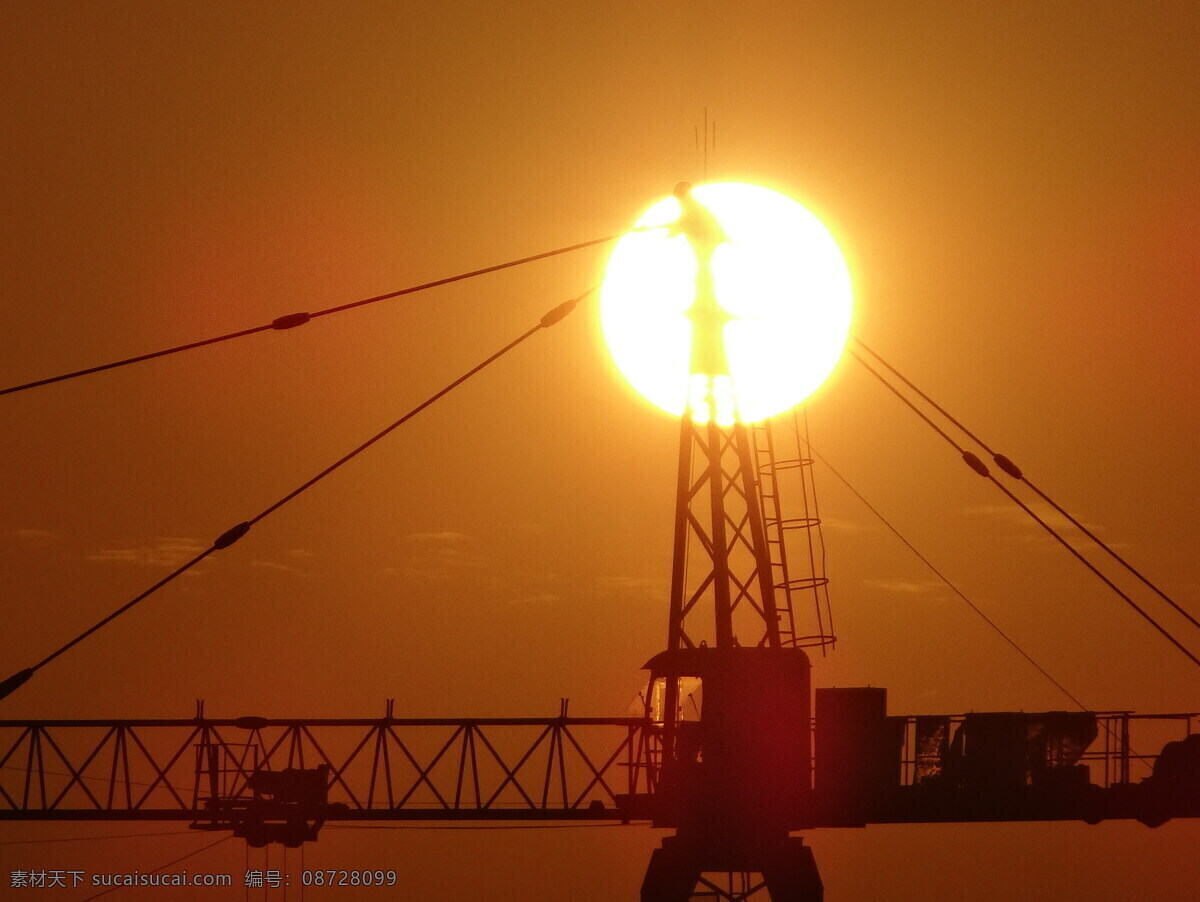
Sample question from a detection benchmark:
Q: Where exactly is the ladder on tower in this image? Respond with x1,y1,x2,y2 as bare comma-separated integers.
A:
751,408,836,653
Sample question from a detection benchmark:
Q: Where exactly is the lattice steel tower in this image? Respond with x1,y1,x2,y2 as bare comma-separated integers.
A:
630,184,831,901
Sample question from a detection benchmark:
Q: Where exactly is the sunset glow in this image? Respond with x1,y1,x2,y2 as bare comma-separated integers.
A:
600,183,853,423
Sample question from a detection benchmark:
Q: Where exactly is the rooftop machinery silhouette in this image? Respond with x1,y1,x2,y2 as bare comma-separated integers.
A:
2,184,1200,902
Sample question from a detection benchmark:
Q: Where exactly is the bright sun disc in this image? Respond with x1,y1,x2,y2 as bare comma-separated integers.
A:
600,182,852,424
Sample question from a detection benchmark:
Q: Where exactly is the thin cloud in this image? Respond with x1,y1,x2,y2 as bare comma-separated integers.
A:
819,517,877,534
390,532,483,580
7,528,59,542
86,537,206,569
251,560,303,575
863,577,945,596
508,592,563,606
594,576,670,600
966,501,1117,547
402,531,474,545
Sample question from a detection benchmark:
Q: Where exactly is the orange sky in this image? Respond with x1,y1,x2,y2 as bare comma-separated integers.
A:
2,2,1198,899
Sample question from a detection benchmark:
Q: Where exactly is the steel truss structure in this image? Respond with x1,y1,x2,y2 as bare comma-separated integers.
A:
668,417,780,652
4,708,1196,826
0,707,654,828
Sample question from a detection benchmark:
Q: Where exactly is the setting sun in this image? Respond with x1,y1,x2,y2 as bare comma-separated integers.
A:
600,182,853,424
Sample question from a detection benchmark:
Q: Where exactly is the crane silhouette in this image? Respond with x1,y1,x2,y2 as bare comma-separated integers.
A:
2,190,1198,902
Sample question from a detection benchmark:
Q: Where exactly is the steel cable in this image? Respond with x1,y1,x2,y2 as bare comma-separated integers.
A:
0,288,593,702
848,345,1200,671
1,235,619,397
853,336,1200,633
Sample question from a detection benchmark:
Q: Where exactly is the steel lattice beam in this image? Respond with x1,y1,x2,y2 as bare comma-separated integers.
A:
0,716,654,822
4,711,1198,828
